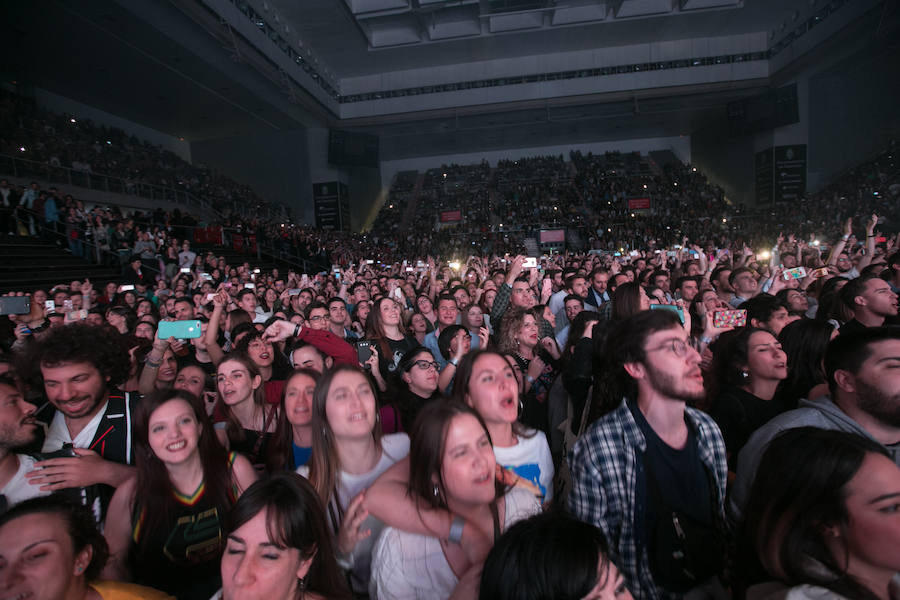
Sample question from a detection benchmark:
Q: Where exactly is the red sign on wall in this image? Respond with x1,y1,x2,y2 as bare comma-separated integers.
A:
440,210,462,222
627,197,651,210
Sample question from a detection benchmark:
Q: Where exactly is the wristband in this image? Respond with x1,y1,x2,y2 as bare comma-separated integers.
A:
700,336,714,345
448,516,465,545
449,357,459,367
145,356,163,368
30,319,50,333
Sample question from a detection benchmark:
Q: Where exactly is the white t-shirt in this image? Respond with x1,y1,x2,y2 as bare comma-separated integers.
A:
42,400,109,452
493,429,555,504
369,486,541,600
1,455,50,507
297,433,410,593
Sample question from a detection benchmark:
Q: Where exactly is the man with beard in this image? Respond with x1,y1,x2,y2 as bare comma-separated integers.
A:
21,324,135,524
568,310,728,599
0,375,48,509
729,328,900,525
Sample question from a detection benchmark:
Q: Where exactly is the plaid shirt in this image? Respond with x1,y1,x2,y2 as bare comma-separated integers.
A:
568,399,728,600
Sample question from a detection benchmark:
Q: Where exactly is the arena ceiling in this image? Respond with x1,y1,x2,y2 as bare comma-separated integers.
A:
0,0,886,158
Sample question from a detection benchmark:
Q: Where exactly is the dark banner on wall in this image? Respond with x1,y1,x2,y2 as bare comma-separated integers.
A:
755,148,774,205
773,144,807,203
313,182,350,231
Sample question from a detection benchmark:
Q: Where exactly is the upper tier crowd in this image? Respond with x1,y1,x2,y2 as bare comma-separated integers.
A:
0,90,284,219
2,93,900,600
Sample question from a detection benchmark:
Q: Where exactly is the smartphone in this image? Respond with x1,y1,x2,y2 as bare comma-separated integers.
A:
667,251,677,257
205,293,216,302
614,252,622,257
522,257,538,269
332,265,341,273
253,268,261,274
200,273,213,281
782,267,807,280
629,250,640,257
713,309,748,328
180,267,191,274
63,300,74,311
810,267,829,278
356,340,374,366
158,320,203,339
118,285,135,292
876,236,887,243
0,296,31,316
366,259,374,265
224,283,233,289
244,283,255,289
650,303,684,324
689,251,699,259
406,267,414,272
45,300,56,311
288,288,302,296
65,309,88,321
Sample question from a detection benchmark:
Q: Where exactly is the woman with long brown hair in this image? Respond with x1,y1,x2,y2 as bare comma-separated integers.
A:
365,297,417,390
298,364,410,595
212,352,278,470
102,389,257,599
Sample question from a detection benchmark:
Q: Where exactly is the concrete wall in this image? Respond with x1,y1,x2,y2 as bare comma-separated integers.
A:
191,129,311,222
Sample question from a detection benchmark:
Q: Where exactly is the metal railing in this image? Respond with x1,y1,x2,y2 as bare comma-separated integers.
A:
0,154,217,215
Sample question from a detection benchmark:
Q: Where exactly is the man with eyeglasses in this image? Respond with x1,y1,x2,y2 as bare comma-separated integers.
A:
326,297,358,341
569,310,728,599
305,302,330,331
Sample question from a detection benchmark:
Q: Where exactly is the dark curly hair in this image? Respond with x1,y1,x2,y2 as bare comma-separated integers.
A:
19,323,132,388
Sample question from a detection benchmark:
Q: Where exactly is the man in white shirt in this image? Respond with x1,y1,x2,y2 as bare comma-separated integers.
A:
22,324,136,523
178,240,197,269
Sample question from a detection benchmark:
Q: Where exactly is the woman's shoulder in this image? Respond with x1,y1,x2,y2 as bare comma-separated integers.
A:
502,486,542,524
381,432,411,457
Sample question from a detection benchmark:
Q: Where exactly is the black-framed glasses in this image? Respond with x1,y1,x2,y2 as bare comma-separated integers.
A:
308,315,326,322
644,338,690,357
413,360,440,371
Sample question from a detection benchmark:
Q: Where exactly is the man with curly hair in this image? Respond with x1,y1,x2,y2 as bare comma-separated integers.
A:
20,323,136,523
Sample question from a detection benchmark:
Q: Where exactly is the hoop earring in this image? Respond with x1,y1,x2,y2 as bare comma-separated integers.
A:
741,370,750,379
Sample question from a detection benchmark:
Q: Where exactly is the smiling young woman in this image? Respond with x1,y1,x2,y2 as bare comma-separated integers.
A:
101,389,257,600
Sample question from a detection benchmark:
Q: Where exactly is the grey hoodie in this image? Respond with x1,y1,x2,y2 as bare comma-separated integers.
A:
727,395,900,526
